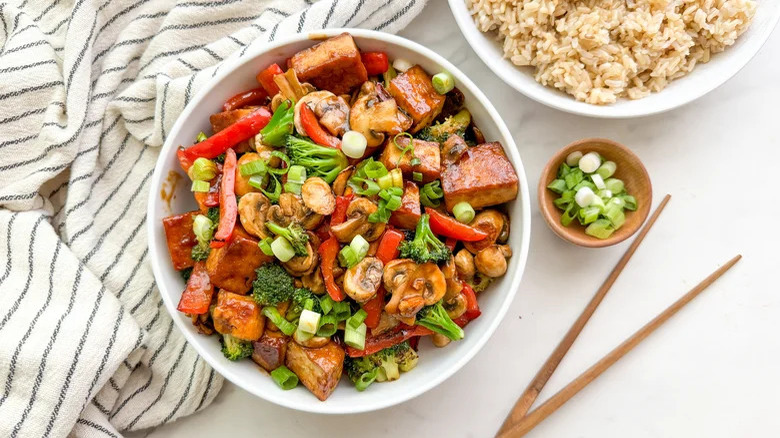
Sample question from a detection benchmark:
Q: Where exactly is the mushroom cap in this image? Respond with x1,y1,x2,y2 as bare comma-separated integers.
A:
301,177,336,215
343,257,383,303
238,192,271,239
464,209,507,254
474,245,508,278
330,197,385,242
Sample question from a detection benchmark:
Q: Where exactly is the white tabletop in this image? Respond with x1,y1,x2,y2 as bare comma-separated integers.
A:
136,3,780,437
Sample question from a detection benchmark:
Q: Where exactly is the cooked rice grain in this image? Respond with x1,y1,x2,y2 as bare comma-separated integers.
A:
468,0,757,104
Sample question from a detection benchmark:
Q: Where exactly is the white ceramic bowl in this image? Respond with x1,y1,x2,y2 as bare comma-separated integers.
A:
147,28,531,414
448,0,780,118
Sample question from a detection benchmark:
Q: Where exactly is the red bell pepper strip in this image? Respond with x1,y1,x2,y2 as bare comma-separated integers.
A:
179,108,272,170
299,104,340,149
461,282,482,320
362,286,385,329
426,207,489,242
346,324,432,357
376,228,403,264
256,63,284,95
177,262,214,314
318,236,346,302
361,51,389,76
210,149,237,249
222,87,268,112
445,237,458,252
331,194,353,226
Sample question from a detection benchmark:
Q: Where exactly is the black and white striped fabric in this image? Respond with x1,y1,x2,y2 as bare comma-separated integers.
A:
0,0,425,436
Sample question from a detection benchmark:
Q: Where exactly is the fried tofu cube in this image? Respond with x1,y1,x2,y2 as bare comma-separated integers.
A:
379,137,440,183
162,211,199,270
390,181,421,230
290,33,368,95
285,341,345,401
441,142,519,211
252,330,289,372
206,226,272,294
209,109,255,153
212,290,265,341
388,65,445,133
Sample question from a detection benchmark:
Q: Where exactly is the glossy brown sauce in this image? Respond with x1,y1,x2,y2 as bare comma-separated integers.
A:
160,170,183,214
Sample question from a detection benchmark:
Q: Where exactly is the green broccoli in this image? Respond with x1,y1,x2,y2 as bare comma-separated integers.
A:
252,262,295,306
398,214,450,264
265,222,309,256
285,288,323,322
344,356,380,391
286,136,348,184
416,301,464,341
220,334,253,361
179,267,193,282
344,341,419,391
191,244,210,261
468,273,493,293
207,207,220,224
417,109,471,143
391,341,419,372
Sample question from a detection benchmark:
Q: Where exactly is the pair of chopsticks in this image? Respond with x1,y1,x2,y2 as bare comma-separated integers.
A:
497,194,741,437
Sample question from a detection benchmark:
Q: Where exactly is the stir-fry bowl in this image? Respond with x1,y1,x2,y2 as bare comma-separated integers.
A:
147,28,531,414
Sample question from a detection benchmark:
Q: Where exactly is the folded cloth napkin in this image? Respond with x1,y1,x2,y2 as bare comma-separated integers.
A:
0,0,426,436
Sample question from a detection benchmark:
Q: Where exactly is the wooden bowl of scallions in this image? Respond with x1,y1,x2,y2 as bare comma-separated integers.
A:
538,138,652,248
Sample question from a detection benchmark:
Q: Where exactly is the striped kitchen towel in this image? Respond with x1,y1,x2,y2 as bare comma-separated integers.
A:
0,0,426,436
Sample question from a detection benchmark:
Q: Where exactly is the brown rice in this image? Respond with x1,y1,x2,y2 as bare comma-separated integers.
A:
468,0,757,104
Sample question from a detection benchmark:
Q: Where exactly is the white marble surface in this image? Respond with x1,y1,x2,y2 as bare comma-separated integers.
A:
136,3,780,437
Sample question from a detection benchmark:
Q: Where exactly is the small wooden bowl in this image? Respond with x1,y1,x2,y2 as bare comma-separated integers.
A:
538,138,652,248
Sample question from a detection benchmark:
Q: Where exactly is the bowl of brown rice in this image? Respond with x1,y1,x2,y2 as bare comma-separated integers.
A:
449,0,779,118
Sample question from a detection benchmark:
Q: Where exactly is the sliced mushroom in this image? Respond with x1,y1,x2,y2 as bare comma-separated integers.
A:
431,333,452,348
293,330,330,348
413,263,448,305
302,269,326,295
444,294,467,320
331,165,354,196
238,192,271,239
441,255,464,302
273,68,309,102
301,177,336,215
330,197,385,243
454,249,476,281
283,241,318,276
343,257,383,303
294,91,334,134
464,210,507,254
249,137,281,167
474,244,512,278
371,311,400,337
441,134,469,167
266,193,323,230
314,95,350,136
384,260,446,319
350,82,412,148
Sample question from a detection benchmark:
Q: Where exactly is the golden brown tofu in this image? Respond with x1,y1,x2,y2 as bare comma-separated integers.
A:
206,226,272,294
390,181,421,230
379,137,440,183
388,65,445,133
162,211,198,270
441,142,519,211
209,109,255,153
285,341,345,401
290,33,367,95
234,152,262,197
252,331,289,372
212,290,265,341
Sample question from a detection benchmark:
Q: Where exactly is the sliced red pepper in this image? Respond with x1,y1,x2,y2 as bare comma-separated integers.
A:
461,282,482,321
361,51,389,76
177,262,214,314
179,108,272,170
299,104,340,149
210,149,237,249
362,286,385,329
256,63,284,95
331,194,353,226
346,324,432,357
426,207,489,242
445,237,458,252
376,228,404,264
222,87,268,112
318,236,346,302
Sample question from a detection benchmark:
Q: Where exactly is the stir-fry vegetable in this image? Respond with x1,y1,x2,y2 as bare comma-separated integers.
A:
398,214,450,264
286,136,348,183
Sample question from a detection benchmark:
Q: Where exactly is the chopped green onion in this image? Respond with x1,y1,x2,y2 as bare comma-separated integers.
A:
561,203,577,226
453,201,475,223
432,71,455,94
390,168,403,188
354,367,379,391
270,366,298,390
342,130,368,159
578,152,601,173
287,165,307,184
192,215,214,245
412,172,423,182
295,324,314,342
191,180,210,192
316,314,338,337
558,162,572,178
364,160,388,179
596,161,617,179
271,236,296,262
350,235,370,260
248,174,267,190
573,180,597,192
339,245,359,268
607,197,625,209
240,159,267,177
188,158,218,181
585,219,615,239
409,157,421,167
620,195,638,211
591,173,606,190
384,195,402,211
196,131,208,142
566,151,583,166
298,309,321,334
547,179,567,194
351,177,380,196
392,58,413,72
553,196,571,209
269,151,291,175
344,322,367,350
420,180,443,208
258,237,274,256
575,186,597,208
603,204,626,228
368,205,392,223
331,301,352,321
319,296,333,315
347,309,368,330
604,178,625,194
261,174,282,203
262,307,297,336
564,168,584,189
283,181,302,195
304,298,315,312
578,206,601,225
377,173,394,190
393,132,416,166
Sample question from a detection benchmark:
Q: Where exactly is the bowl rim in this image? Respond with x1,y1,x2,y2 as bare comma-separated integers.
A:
447,0,780,118
537,137,652,248
146,28,532,414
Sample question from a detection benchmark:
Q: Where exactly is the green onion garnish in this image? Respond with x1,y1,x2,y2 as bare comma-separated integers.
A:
585,219,615,239
248,174,267,190
410,157,421,167
604,178,625,194
269,151,291,175
547,179,567,194
364,160,388,179
351,177,380,196
412,172,423,182
432,71,455,94
316,314,338,337
283,181,302,195
190,180,210,192
240,159,267,177
347,309,368,330
344,322,367,350
420,180,443,207
287,165,307,184
262,307,297,336
270,366,299,390
319,295,334,315
331,301,352,321
596,161,617,179
377,173,394,190
453,201,475,223
271,236,295,262
339,245,359,268
258,237,274,256
196,131,208,142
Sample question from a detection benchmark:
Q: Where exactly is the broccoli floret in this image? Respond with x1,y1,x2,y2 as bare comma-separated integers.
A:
191,244,210,261
266,222,309,256
285,288,322,322
252,262,295,306
344,356,380,391
179,267,193,282
417,109,471,143
416,301,464,341
390,341,419,372
468,273,493,293
344,341,419,391
286,136,348,184
220,334,253,361
207,207,220,224
399,214,450,264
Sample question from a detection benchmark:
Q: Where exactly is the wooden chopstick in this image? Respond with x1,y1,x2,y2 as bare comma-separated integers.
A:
498,194,671,434
497,254,742,438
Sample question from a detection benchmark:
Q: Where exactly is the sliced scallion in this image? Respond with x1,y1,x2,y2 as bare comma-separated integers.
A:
287,165,307,184
364,160,388,179
620,194,638,211
344,322,367,350
453,201,475,224
270,366,298,390
585,219,615,239
262,307,297,336
596,161,617,179
316,315,338,337
605,178,625,194
248,174,267,190
283,181,302,195
240,159,267,177
271,236,295,262
566,151,583,166
547,179,567,194
339,245,359,268
377,173,394,190
258,237,274,256
188,158,218,181
578,152,601,173
412,172,423,182
432,71,455,95
191,180,210,192
564,168,584,189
